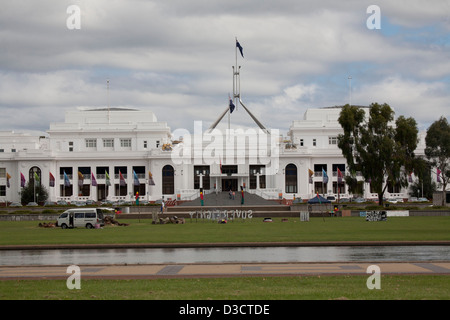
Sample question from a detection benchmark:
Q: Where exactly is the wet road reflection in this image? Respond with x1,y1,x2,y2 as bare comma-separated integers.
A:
0,245,449,266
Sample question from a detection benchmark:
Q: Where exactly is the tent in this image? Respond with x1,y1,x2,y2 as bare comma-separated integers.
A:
307,195,331,204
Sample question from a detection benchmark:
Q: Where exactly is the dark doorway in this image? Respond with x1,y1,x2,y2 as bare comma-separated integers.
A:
222,179,238,191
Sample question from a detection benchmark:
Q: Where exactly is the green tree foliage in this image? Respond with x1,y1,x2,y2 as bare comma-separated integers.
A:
20,179,49,205
425,116,450,205
337,103,419,205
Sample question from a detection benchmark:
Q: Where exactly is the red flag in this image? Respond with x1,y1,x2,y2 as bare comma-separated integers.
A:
49,172,55,187
119,170,126,186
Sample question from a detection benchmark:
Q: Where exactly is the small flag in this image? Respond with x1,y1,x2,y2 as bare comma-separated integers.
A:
105,171,111,186
308,169,314,184
200,188,204,206
20,172,26,188
437,169,441,183
49,172,55,187
6,173,11,188
133,170,140,186
322,169,328,184
148,170,155,186
229,94,235,114
64,171,71,187
78,171,84,187
316,192,322,204
34,172,40,183
236,39,244,58
135,192,139,205
119,170,126,186
337,168,343,184
91,172,97,186
241,186,244,204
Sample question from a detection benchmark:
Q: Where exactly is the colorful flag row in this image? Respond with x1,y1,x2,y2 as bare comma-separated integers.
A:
7,170,157,188
308,168,343,184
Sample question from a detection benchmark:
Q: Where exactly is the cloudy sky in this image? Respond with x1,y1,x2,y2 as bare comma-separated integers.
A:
0,0,449,137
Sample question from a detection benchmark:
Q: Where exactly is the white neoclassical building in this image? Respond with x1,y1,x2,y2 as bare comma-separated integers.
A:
0,106,427,204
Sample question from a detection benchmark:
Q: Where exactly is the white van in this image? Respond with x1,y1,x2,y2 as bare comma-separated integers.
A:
57,208,105,229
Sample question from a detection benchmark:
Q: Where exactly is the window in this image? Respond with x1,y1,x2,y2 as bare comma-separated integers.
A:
285,164,297,193
0,168,5,178
312,139,317,147
299,139,304,147
103,139,114,148
143,140,147,148
11,149,16,153
85,139,97,148
194,166,210,190
0,186,5,197
120,138,131,148
329,136,338,145
162,165,175,195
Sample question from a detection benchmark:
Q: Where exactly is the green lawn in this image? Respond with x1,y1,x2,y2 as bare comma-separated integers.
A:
1,216,449,301
0,216,449,246
1,275,449,300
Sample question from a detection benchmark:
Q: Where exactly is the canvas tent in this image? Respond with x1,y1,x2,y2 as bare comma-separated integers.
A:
307,195,331,204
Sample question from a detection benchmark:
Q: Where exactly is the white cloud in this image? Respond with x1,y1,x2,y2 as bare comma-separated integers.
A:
0,0,448,136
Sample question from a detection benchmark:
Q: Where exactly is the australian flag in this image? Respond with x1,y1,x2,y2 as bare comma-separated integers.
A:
236,40,244,58
229,96,235,114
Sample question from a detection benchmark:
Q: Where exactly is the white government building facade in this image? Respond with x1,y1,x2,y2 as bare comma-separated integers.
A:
0,106,426,204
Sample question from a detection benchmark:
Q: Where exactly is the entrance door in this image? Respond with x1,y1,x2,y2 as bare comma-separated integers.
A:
222,179,238,191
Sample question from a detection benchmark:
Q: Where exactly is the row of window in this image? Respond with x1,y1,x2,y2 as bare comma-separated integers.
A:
83,138,160,149
297,136,338,147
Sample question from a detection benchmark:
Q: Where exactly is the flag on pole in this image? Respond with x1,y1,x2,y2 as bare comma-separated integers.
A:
322,169,328,184
133,170,140,186
105,171,111,186
6,173,11,188
135,192,139,205
49,172,55,187
220,159,223,174
200,188,204,206
308,169,314,184
316,192,322,204
148,170,155,186
229,94,235,114
20,172,26,187
119,170,126,186
241,186,244,204
78,171,84,187
337,168,343,184
236,39,244,58
64,171,71,187
34,172,40,183
91,172,97,186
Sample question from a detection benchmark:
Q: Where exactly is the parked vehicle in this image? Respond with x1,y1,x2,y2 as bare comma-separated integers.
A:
57,208,105,229
9,202,22,207
26,202,38,206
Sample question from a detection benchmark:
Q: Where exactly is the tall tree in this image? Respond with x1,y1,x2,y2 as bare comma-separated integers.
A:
337,103,418,206
425,116,450,205
20,179,49,205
